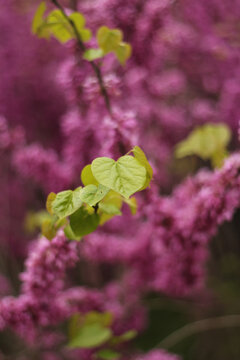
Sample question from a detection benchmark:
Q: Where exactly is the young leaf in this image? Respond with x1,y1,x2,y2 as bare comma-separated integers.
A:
91,156,146,199
175,123,231,167
99,203,122,215
123,196,137,215
32,2,46,35
81,164,98,186
69,207,99,236
46,10,73,43
69,313,82,340
41,218,57,240
52,187,82,219
69,12,92,42
80,184,109,206
98,190,123,225
84,312,113,327
115,42,132,65
111,330,137,345
68,323,112,349
97,26,122,54
83,48,104,61
64,224,82,241
68,12,85,29
25,210,52,233
132,146,153,189
46,192,56,215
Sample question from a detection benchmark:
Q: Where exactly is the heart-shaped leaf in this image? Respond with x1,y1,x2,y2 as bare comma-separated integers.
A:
97,26,122,53
69,207,99,236
68,323,112,349
91,156,146,199
81,164,98,186
52,187,82,219
80,184,109,206
132,146,153,189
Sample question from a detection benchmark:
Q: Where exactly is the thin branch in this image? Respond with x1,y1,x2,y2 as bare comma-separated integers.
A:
51,0,112,113
156,315,240,349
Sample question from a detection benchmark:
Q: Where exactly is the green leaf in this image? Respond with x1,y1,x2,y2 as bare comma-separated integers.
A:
97,349,120,360
123,196,137,215
97,26,122,54
175,123,231,168
64,224,82,241
46,192,56,215
132,146,153,189
85,312,113,327
91,156,147,199
69,13,92,42
115,42,132,65
69,314,82,340
111,330,137,345
81,164,98,186
79,28,92,42
52,187,82,219
24,210,51,233
69,207,99,236
47,10,73,43
99,203,122,215
41,218,57,240
96,26,132,65
99,190,123,225
32,2,46,35
83,48,104,61
80,184,109,206
68,323,112,349
68,12,85,28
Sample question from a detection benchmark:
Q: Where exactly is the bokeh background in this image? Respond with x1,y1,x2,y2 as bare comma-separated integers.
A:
1,0,240,359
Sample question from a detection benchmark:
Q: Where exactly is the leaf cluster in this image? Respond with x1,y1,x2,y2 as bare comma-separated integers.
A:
43,147,152,241
175,123,231,168
32,3,131,65
68,311,137,357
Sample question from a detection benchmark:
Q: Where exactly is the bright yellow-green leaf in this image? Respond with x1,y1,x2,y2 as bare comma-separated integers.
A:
46,192,56,215
47,10,73,43
115,42,132,65
79,184,109,206
99,203,122,216
81,164,98,186
25,210,51,233
99,190,123,225
123,196,137,215
41,218,57,240
68,312,113,349
83,48,104,61
211,148,229,168
132,146,153,189
91,156,147,199
68,323,112,349
52,187,82,219
84,312,113,327
79,28,92,42
175,123,231,168
32,2,46,34
96,26,131,65
97,26,122,53
68,12,85,29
